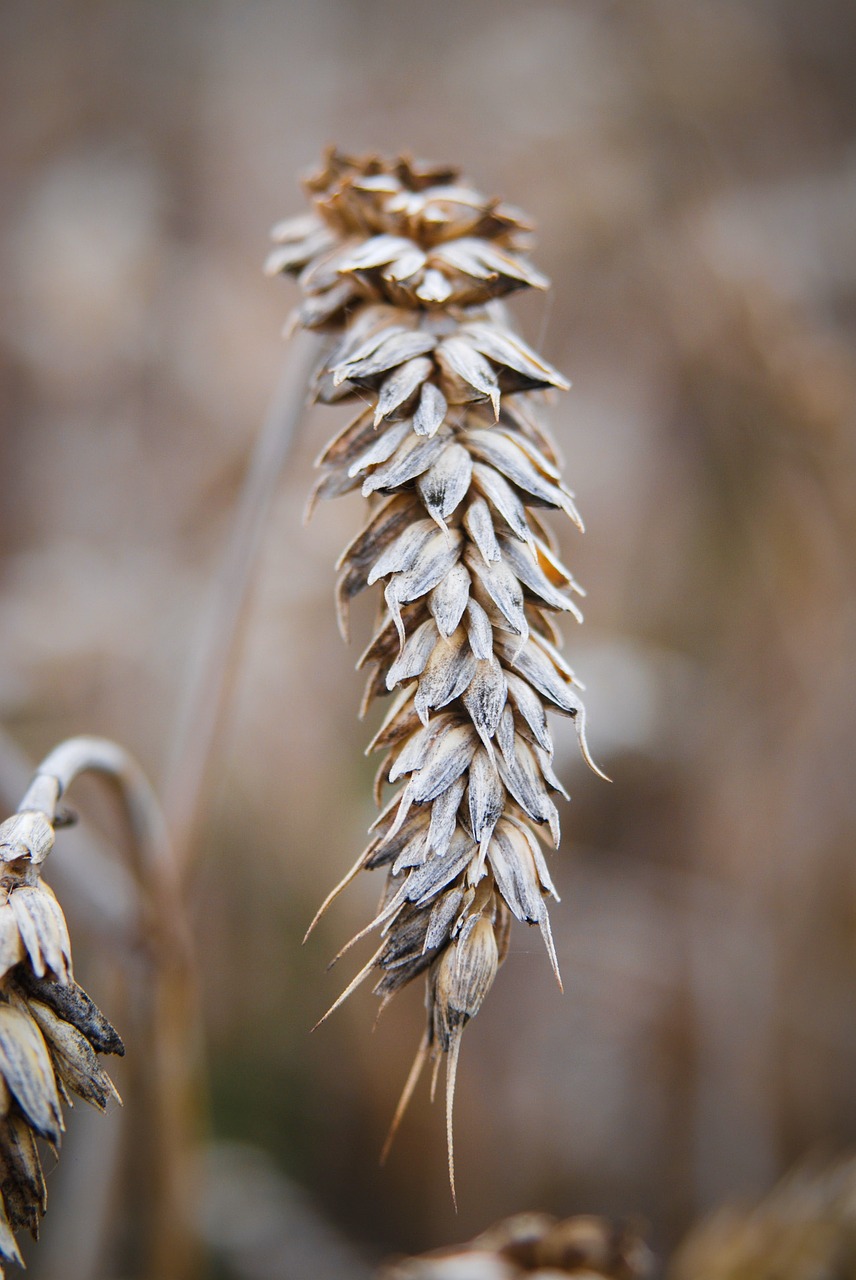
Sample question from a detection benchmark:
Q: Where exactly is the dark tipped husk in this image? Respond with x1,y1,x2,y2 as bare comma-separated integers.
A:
0,811,123,1268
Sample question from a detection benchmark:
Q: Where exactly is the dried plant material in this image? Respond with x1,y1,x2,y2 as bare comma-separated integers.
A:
669,1156,856,1280
271,149,606,1195
379,1211,653,1279
0,806,123,1269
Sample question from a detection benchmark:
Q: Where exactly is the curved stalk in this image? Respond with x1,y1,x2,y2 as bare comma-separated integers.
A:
21,735,172,891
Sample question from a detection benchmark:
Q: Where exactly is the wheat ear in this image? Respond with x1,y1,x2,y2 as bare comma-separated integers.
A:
269,150,606,1195
0,738,152,1272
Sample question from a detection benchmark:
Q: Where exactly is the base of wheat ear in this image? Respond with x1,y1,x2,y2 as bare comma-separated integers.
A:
268,150,606,1196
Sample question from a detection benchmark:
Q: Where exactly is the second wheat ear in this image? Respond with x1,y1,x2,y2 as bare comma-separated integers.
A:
268,149,607,1201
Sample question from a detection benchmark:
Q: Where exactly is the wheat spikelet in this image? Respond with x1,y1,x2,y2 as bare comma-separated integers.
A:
379,1211,653,1279
269,150,605,1193
0,809,123,1269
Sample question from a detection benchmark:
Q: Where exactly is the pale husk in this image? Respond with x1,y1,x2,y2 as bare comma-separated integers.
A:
0,811,123,1265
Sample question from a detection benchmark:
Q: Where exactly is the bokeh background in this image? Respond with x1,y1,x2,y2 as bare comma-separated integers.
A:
1,1,855,1276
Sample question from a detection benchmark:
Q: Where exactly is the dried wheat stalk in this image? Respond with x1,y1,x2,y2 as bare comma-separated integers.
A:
268,150,605,1195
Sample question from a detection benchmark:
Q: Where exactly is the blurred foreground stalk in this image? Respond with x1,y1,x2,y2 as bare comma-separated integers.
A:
380,1212,653,1279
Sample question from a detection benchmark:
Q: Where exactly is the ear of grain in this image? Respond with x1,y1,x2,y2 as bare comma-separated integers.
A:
271,150,606,1191
0,811,124,1257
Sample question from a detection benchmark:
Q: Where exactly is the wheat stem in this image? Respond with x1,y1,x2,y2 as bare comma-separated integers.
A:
0,727,137,941
162,330,320,878
22,735,171,888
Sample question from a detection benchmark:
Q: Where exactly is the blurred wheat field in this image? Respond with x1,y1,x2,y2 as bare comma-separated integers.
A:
0,1,855,1277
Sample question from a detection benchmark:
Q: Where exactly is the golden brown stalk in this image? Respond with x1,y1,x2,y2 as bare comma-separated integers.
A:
270,150,606,1193
378,1211,653,1279
669,1156,856,1280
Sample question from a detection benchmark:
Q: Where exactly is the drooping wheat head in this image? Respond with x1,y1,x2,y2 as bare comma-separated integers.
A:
0,807,123,1272
268,150,605,1195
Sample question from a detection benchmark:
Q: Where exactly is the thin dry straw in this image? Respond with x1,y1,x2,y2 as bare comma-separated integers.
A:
162,330,320,878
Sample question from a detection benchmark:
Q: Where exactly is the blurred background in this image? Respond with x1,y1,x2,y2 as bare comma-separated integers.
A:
0,1,855,1276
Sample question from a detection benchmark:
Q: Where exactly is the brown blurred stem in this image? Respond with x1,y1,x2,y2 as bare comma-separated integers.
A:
162,330,320,878
8,330,320,1276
